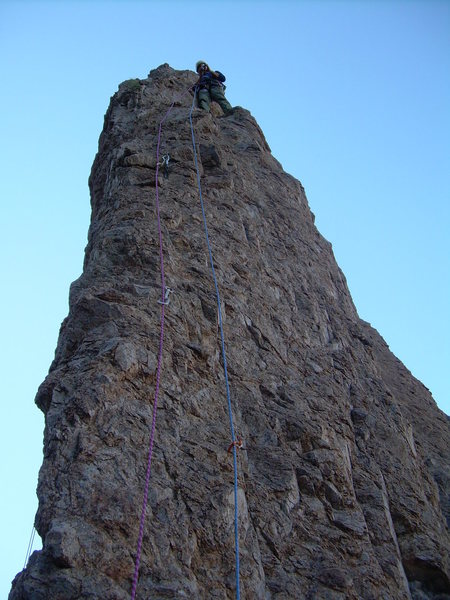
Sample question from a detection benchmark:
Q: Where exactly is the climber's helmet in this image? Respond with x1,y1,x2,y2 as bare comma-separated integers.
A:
196,61,209,73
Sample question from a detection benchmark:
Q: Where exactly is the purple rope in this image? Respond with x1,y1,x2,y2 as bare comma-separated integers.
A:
130,87,190,599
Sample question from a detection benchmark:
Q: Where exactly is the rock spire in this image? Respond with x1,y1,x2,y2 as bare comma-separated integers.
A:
10,64,449,599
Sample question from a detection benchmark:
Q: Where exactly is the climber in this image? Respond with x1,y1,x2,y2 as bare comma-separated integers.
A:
193,61,233,115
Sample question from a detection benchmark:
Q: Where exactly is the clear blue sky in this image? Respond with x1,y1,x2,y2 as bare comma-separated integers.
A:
1,0,449,595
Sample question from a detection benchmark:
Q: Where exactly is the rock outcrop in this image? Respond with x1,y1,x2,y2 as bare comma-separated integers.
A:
10,64,449,599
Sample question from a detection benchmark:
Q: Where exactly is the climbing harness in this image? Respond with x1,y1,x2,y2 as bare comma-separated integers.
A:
189,87,241,600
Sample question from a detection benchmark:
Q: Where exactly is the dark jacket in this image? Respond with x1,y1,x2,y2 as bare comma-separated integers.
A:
197,70,226,90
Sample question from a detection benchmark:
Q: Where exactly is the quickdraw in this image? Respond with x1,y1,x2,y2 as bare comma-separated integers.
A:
227,437,244,454
160,154,170,179
157,286,173,306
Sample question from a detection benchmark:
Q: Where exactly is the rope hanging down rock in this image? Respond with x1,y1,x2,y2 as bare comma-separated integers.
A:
131,88,189,600
132,84,241,600
23,525,36,569
189,88,241,600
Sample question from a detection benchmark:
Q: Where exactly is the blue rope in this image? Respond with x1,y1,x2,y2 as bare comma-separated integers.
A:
23,525,36,569
189,91,241,600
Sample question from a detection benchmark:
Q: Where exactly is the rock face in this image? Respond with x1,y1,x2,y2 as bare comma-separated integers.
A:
10,64,449,599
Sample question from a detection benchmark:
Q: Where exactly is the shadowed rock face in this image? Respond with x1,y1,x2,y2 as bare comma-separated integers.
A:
10,64,449,599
